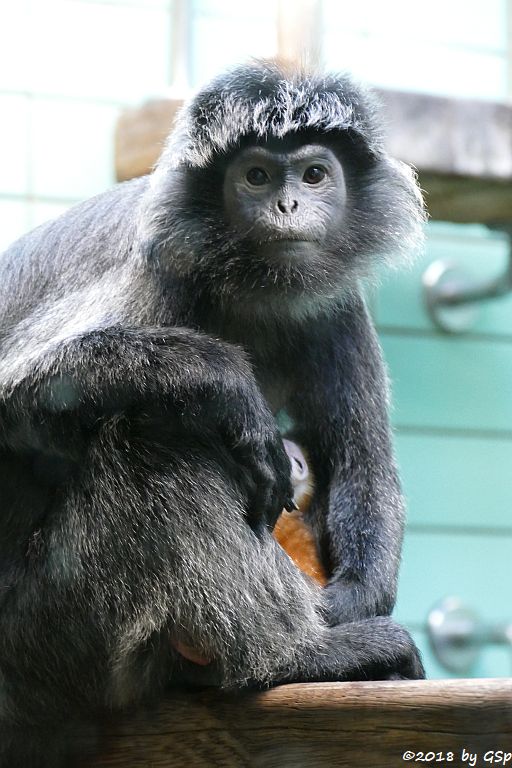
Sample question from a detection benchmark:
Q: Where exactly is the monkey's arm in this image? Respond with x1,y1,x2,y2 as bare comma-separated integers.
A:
0,322,291,530
287,296,404,624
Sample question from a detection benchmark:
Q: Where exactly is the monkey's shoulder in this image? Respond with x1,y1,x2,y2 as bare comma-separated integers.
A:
0,176,148,272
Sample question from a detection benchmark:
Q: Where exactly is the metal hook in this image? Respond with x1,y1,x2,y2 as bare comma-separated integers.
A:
422,227,512,333
427,597,512,674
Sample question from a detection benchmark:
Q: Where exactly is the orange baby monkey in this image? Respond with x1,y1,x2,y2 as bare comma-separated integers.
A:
273,439,327,586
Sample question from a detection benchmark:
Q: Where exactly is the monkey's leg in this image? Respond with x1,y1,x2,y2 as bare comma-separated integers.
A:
97,415,424,693
0,412,423,768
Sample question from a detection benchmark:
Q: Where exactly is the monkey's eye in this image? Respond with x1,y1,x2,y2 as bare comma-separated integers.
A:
303,166,326,185
246,167,270,186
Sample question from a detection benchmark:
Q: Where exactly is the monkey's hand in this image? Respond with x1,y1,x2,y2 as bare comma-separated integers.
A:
5,326,293,533
230,417,294,534
154,328,294,530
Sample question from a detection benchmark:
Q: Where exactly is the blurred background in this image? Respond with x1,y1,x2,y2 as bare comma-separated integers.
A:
1,0,511,680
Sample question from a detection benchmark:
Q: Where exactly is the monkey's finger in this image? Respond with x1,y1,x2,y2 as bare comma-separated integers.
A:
246,465,286,531
249,481,275,529
265,481,292,530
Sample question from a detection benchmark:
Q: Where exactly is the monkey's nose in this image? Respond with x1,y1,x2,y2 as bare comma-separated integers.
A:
276,199,299,214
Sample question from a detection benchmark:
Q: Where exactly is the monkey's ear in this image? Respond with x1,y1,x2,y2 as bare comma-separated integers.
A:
387,157,427,260
389,158,425,209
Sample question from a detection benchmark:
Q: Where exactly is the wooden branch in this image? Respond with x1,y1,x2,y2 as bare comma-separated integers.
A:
89,679,512,767
115,90,512,225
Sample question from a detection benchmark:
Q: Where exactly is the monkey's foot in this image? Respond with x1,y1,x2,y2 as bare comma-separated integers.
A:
171,638,212,666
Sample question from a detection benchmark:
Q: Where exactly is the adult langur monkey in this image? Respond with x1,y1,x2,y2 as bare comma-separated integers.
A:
0,60,425,766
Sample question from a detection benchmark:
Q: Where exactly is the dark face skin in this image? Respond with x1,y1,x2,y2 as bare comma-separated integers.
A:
223,143,347,263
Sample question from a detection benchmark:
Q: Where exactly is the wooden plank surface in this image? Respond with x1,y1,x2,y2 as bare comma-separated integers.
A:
88,679,512,767
115,99,182,181
379,90,512,179
377,90,512,224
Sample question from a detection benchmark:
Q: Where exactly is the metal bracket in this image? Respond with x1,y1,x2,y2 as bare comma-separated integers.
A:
422,228,512,334
427,596,512,674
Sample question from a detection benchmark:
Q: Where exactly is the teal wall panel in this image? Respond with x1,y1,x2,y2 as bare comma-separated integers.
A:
375,226,512,336
377,223,512,678
411,630,512,680
395,531,512,626
382,335,512,432
396,433,512,529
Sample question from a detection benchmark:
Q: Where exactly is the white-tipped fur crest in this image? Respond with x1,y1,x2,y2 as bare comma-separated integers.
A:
158,60,386,172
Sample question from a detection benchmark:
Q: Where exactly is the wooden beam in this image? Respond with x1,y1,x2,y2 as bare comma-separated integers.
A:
420,173,512,224
379,90,512,180
379,89,512,224
115,89,512,226
88,679,512,767
115,99,182,182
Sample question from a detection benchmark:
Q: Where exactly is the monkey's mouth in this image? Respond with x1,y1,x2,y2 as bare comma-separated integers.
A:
269,238,314,243
262,238,318,259
263,235,316,243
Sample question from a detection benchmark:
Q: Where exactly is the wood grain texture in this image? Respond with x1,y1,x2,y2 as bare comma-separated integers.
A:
379,91,512,180
87,679,512,767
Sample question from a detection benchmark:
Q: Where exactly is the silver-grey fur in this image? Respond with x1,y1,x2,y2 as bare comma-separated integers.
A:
0,60,424,767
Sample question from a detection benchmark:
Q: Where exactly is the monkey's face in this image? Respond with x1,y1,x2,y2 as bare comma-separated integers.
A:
223,142,347,265
163,131,423,313
209,137,360,310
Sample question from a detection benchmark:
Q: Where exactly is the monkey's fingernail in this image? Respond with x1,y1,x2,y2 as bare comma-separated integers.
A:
285,499,300,512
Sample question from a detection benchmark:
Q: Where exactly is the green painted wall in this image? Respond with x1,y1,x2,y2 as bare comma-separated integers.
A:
376,224,512,678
